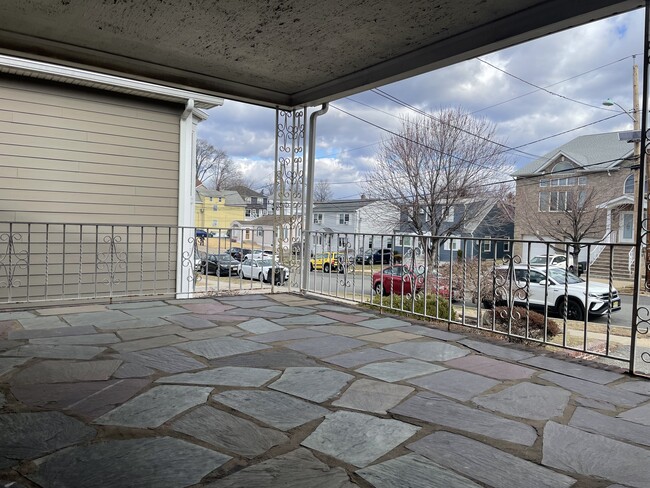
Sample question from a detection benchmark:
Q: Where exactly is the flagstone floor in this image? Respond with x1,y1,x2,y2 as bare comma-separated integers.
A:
1,293,649,487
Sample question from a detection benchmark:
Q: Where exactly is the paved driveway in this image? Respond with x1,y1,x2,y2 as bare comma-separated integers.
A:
1,293,649,487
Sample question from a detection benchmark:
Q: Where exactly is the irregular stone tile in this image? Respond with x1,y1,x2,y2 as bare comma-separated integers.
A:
617,380,650,396
29,333,120,345
316,304,368,313
521,355,622,385
12,379,150,419
391,392,537,446
2,344,105,360
248,328,328,343
110,334,187,353
458,338,534,361
121,347,205,373
273,297,324,306
474,382,570,420
357,358,446,382
575,396,616,411
177,325,239,340
0,391,5,408
284,336,366,358
107,300,168,310
617,402,650,426
408,431,576,488
0,411,95,469
62,310,132,326
209,349,320,368
0,357,30,378
37,304,106,315
124,305,190,318
333,379,414,414
10,359,121,385
116,325,188,341
359,330,423,344
167,314,218,330
302,410,420,467
27,437,230,488
237,318,286,334
204,448,355,488
273,315,337,326
95,317,171,330
356,317,410,330
383,340,469,362
269,367,353,402
221,308,286,319
0,320,21,339
216,299,278,309
570,407,650,447
318,311,368,324
171,405,288,458
0,340,22,352
157,366,280,387
181,302,235,314
17,316,68,330
8,325,96,340
543,421,650,488
323,348,403,368
213,390,329,431
307,325,377,337
409,369,500,401
113,362,155,378
0,311,36,320
357,453,481,488
218,294,274,302
176,337,270,359
400,325,466,341
540,372,645,408
260,305,313,315
445,355,536,380
95,385,211,428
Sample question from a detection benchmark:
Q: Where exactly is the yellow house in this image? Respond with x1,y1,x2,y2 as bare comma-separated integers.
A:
195,188,246,232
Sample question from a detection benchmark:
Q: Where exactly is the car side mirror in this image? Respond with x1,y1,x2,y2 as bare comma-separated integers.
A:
538,280,547,285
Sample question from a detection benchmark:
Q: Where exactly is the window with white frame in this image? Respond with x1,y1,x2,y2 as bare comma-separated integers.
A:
483,236,492,252
539,191,568,212
256,227,264,237
245,209,251,217
244,229,251,240
443,237,460,251
445,206,455,223
339,213,350,225
314,234,323,245
503,238,510,253
314,213,323,224
338,237,347,248
625,174,634,194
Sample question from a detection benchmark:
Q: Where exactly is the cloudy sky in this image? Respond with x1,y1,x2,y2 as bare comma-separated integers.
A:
198,8,645,199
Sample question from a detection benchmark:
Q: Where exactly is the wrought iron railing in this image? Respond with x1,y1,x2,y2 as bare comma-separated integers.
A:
304,230,636,366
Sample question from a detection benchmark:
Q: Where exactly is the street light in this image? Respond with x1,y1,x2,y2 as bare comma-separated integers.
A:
602,98,637,122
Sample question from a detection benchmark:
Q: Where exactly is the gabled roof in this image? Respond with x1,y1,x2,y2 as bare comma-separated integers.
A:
512,132,633,177
233,215,293,226
196,189,246,206
314,198,379,213
228,186,266,199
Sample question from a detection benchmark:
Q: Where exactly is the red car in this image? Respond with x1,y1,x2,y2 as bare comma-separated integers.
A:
372,265,453,298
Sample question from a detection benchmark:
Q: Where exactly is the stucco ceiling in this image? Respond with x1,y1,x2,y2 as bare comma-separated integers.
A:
0,0,642,108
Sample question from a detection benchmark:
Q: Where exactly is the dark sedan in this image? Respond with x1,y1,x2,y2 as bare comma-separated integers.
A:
200,253,240,276
356,248,399,265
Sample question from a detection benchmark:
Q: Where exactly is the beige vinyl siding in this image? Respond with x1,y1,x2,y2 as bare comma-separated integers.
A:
0,75,181,225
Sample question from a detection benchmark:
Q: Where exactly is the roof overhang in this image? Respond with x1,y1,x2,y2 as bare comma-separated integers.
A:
0,0,642,109
597,194,635,209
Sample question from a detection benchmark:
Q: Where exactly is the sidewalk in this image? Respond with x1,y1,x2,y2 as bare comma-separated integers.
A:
1,294,649,487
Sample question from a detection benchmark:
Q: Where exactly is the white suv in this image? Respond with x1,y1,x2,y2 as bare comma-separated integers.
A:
492,265,620,321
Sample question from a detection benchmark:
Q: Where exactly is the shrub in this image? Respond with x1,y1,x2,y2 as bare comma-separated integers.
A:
482,306,560,340
371,293,457,321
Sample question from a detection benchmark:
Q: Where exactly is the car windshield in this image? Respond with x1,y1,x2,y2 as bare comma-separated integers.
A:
260,259,275,267
546,267,582,284
529,256,550,265
215,254,231,261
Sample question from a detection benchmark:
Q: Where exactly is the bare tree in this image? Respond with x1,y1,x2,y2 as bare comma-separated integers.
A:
314,180,333,202
195,139,241,189
363,108,510,256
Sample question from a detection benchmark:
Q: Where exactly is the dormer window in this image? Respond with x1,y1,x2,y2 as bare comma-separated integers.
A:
551,161,574,173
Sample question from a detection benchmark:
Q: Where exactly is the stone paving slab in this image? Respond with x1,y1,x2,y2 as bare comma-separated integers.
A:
116,324,188,341
521,355,623,385
176,336,271,359
617,380,650,396
273,315,337,326
177,326,240,341
542,421,650,488
358,330,423,344
269,367,353,402
95,317,171,330
540,372,646,408
332,379,414,414
221,308,286,319
168,314,220,330
0,311,37,320
27,437,231,488
570,407,650,447
204,448,357,488
473,382,570,420
307,325,377,337
617,402,650,426
208,349,320,368
318,311,369,323
17,316,68,330
408,369,500,401
246,328,327,343
9,359,121,385
356,453,482,488
0,411,96,469
260,305,314,315
2,344,105,360
391,392,538,446
216,299,278,309
157,366,280,387
171,405,288,458
0,392,4,408
95,385,211,428
213,390,329,431
36,304,107,316
284,335,367,358
106,300,168,310
123,305,190,318
315,304,367,313
445,354,537,380
113,362,155,378
28,332,120,345
12,378,150,419
0,357,29,378
323,348,403,368
8,324,97,340
0,339,21,351
400,325,466,341
110,334,187,353
575,396,616,411
458,338,534,361
62,310,132,326
408,431,576,488
356,317,411,330
120,346,206,373
356,358,446,382
237,318,286,334
301,411,420,467
0,320,21,338
383,340,469,362
181,302,235,314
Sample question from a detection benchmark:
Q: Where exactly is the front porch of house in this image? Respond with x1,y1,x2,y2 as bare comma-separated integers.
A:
2,292,650,487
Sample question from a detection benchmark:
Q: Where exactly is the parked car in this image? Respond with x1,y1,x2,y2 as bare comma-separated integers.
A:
310,252,342,273
238,258,289,284
195,229,208,238
226,247,252,261
529,254,586,274
488,265,620,321
372,265,424,296
243,250,275,261
356,248,400,265
199,253,240,276
194,250,206,271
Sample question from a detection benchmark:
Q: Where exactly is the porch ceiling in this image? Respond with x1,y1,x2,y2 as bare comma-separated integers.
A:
0,0,642,108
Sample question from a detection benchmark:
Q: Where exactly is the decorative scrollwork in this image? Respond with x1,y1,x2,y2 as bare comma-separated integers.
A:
96,235,127,288
0,232,28,288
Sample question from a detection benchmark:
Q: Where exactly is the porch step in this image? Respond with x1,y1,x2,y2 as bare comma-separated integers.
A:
588,245,634,280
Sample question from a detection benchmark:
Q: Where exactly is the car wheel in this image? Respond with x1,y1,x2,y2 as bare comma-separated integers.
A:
324,263,330,273
568,265,575,273
258,272,264,282
310,263,314,271
560,298,584,321
374,282,385,296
